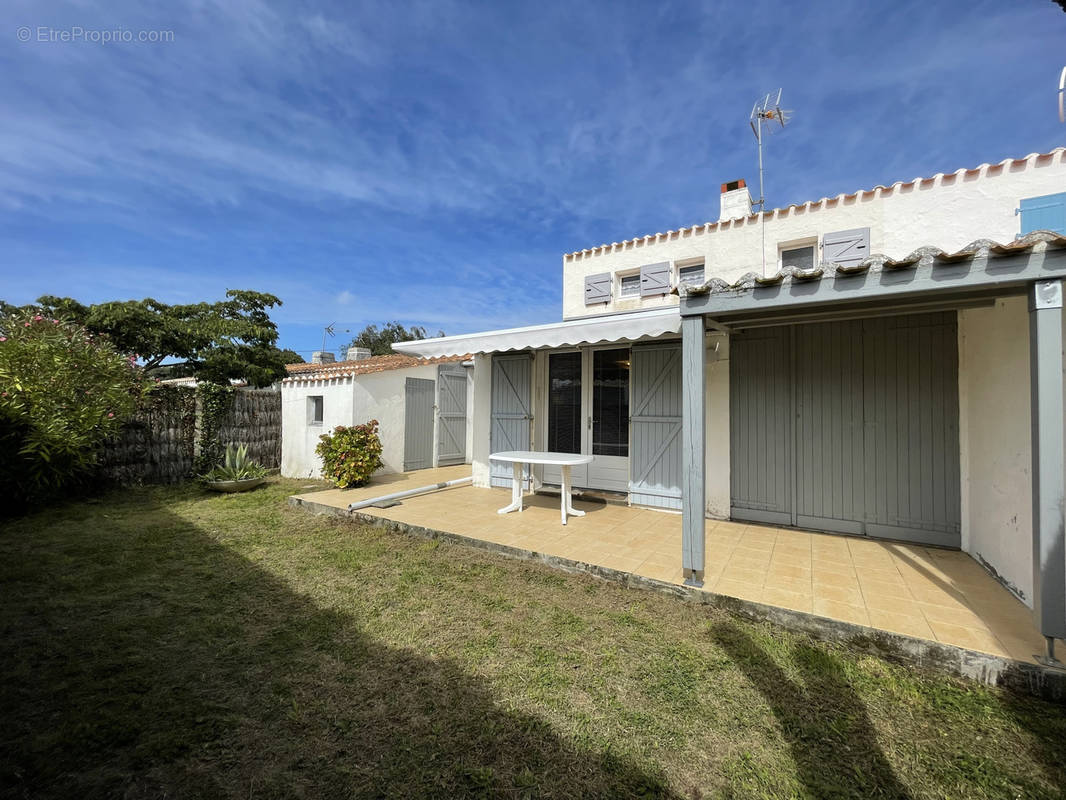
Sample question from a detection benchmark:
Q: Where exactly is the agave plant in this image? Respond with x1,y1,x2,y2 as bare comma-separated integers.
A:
202,443,267,482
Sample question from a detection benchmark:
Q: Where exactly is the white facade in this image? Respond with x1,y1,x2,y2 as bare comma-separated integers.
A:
563,150,1066,320
399,148,1066,608
282,363,471,479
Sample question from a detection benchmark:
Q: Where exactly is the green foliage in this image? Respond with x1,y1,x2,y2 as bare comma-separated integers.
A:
277,348,305,364
315,421,384,488
20,289,287,387
194,382,235,475
202,444,267,482
346,321,443,357
0,311,143,507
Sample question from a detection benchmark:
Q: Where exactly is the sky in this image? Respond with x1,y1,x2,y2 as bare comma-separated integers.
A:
2,0,1064,358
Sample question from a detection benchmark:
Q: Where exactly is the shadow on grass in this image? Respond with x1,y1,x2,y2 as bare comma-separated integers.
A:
711,622,912,799
0,490,675,799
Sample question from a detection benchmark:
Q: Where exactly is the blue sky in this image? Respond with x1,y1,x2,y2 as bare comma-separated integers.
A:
2,0,1064,357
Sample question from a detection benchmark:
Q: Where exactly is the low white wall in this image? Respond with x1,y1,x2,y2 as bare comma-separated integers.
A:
281,378,354,478
353,364,439,475
959,297,1033,604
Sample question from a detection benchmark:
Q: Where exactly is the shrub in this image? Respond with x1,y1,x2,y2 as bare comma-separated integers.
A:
315,420,383,488
0,311,143,508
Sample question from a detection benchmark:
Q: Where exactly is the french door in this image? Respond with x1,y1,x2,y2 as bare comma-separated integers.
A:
543,346,630,492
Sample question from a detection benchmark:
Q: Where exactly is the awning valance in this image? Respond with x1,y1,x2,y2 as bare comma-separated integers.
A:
392,307,681,357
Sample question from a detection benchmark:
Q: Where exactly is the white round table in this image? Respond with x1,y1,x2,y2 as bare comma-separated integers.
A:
489,451,595,525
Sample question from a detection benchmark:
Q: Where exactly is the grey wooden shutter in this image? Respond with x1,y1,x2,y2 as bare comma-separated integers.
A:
584,272,611,305
822,227,870,268
490,354,532,488
729,326,793,525
640,262,671,296
403,377,435,471
629,343,682,509
437,365,467,466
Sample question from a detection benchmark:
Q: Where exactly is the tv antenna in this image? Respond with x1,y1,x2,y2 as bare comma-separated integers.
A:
749,90,791,276
749,89,792,212
1059,66,1065,123
321,322,336,352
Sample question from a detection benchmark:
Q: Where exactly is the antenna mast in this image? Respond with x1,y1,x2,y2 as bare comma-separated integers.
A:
749,90,791,274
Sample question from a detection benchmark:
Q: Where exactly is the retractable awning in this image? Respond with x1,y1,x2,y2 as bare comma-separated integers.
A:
391,307,681,357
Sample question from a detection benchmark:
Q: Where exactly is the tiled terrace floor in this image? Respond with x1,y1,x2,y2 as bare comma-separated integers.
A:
293,466,1046,665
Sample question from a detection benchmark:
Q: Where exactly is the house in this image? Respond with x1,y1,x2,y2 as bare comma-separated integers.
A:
281,347,472,478
394,148,1066,655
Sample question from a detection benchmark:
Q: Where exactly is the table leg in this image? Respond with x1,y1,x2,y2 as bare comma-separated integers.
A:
560,465,585,524
497,462,525,515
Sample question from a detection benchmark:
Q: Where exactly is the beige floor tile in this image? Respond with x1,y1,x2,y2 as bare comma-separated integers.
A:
927,621,1008,656
767,564,812,581
762,587,813,613
812,570,860,589
857,577,914,601
720,566,767,586
867,609,935,640
813,598,870,627
766,574,812,596
713,578,764,603
855,566,906,584
813,583,865,606
916,601,986,628
811,549,854,567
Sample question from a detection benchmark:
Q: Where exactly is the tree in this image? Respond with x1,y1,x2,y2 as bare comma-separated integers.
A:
278,348,305,364
0,311,143,508
14,290,288,387
346,321,443,357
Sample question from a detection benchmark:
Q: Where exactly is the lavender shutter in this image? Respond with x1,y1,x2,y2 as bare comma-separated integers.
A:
822,228,870,268
584,272,611,305
640,262,670,297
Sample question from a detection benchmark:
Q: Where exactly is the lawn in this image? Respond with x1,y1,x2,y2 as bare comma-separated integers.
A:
1,479,1064,799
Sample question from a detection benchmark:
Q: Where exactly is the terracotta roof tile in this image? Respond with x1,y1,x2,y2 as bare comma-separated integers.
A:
282,353,469,383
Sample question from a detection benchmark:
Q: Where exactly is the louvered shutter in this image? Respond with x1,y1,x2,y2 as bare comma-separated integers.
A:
640,261,670,296
584,272,611,305
1020,193,1066,235
822,227,870,268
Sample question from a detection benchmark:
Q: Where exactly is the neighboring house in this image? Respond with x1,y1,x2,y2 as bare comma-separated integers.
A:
394,148,1066,648
281,348,472,478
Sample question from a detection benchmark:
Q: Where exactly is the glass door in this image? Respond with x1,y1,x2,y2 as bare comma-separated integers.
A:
586,348,630,492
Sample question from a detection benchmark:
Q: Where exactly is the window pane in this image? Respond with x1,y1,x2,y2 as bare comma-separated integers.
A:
592,349,629,457
547,352,581,454
781,246,814,270
620,274,640,296
679,265,704,284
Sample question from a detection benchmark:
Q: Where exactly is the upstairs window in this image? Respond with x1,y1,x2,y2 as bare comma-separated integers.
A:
1020,192,1066,236
678,263,705,286
619,273,641,298
780,244,815,270
308,395,324,425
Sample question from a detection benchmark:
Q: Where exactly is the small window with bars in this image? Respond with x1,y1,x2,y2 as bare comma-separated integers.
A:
308,395,324,425
619,273,641,298
678,263,704,286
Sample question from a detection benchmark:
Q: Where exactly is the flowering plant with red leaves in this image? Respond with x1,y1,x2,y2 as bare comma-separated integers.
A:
315,419,384,488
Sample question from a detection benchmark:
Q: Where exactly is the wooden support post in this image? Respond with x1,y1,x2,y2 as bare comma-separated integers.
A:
681,315,706,587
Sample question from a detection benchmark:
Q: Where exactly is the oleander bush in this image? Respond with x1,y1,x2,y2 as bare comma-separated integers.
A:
315,420,383,488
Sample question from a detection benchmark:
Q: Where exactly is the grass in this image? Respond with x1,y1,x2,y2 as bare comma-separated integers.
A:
1,478,1064,799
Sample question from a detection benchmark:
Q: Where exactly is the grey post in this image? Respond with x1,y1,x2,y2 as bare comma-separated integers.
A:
681,315,706,586
1029,279,1066,658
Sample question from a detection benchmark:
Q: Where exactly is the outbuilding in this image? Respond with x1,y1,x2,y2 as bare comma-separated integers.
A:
281,348,471,479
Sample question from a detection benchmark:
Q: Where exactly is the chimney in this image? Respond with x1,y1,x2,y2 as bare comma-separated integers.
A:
719,179,753,222
346,346,372,362
311,351,336,365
